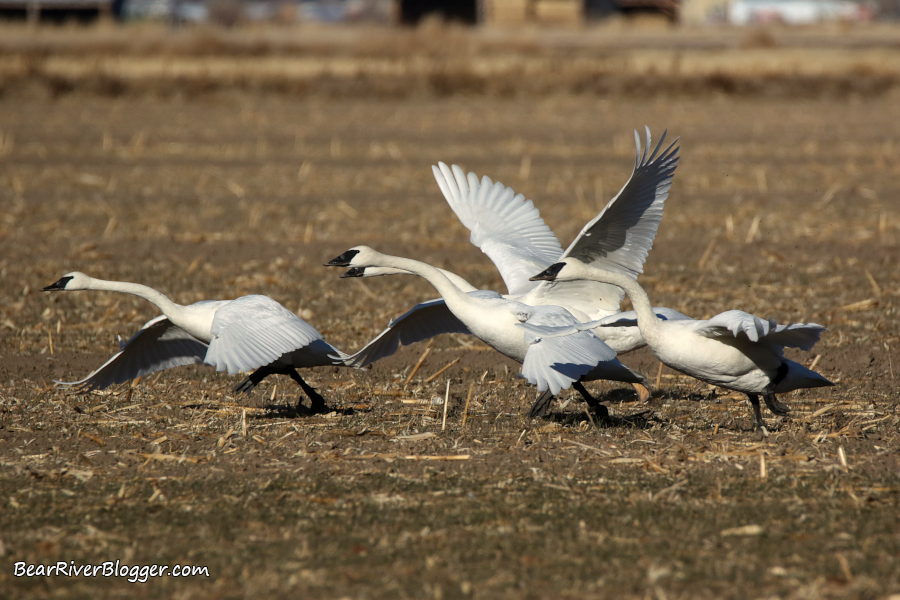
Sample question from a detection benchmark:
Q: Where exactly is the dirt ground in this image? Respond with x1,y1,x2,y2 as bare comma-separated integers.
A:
1,22,899,600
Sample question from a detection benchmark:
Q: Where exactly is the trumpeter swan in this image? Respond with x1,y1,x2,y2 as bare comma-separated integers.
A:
339,128,680,417
327,246,646,423
42,272,346,414
431,128,679,324
528,259,834,435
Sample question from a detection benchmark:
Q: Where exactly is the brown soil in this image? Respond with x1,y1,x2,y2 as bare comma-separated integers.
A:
1,22,899,600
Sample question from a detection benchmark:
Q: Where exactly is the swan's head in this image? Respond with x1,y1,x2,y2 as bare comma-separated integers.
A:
325,246,379,268
529,261,566,282
42,272,92,292
529,258,589,283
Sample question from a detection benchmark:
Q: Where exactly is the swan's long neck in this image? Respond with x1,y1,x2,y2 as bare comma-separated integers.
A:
575,265,664,346
363,266,478,293
84,277,183,319
366,254,471,307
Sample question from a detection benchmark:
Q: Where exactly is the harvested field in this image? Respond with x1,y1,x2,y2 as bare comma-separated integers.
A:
1,21,899,600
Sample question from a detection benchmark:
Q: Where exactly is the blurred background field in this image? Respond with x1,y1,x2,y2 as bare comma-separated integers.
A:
1,10,899,600
2,20,900,99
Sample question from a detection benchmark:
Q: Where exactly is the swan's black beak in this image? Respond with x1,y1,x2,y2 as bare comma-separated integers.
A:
325,249,359,267
529,263,565,282
340,267,366,278
42,276,73,292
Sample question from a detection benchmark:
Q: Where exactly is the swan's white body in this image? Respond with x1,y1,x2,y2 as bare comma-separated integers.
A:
328,248,644,395
341,128,681,367
527,259,834,431
42,272,345,393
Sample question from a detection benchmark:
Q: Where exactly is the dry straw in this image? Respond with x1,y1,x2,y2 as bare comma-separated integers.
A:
404,347,431,386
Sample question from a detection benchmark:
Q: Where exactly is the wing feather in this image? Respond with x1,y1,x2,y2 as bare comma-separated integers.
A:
433,162,563,296
55,316,208,391
694,310,826,350
340,297,473,368
517,306,618,395
561,127,679,275
520,128,680,317
206,295,325,375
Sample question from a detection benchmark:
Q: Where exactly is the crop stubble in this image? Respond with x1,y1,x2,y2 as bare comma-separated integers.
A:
0,23,899,600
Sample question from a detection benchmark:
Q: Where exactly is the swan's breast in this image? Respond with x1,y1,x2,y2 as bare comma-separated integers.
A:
173,301,226,343
448,296,528,361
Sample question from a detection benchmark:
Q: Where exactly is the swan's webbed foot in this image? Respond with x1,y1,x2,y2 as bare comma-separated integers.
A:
233,367,271,395
632,382,651,403
527,390,555,419
289,370,332,415
573,381,610,418
763,392,791,417
233,378,254,394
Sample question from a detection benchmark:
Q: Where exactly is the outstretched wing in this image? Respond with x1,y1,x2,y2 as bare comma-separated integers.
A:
694,310,826,350
517,306,618,395
339,297,475,368
561,127,680,274
520,128,680,318
206,295,324,375
433,162,563,296
55,316,208,391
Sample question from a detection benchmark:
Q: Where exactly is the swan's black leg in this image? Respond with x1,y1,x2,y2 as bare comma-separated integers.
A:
527,390,555,419
763,363,792,417
233,366,272,394
573,382,652,427
746,393,768,436
288,369,330,414
573,382,611,422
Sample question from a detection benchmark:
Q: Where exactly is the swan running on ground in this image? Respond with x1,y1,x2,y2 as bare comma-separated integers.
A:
327,247,647,424
339,128,681,418
527,258,834,435
42,272,346,414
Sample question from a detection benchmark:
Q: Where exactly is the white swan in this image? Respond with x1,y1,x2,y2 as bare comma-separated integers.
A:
433,127,678,325
42,272,346,413
342,265,689,365
339,128,680,417
527,259,834,434
326,247,647,422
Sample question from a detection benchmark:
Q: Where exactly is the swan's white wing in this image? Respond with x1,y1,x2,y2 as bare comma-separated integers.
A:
55,316,208,391
433,162,563,296
206,295,324,375
694,310,826,350
517,307,617,395
340,295,480,368
520,129,680,317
